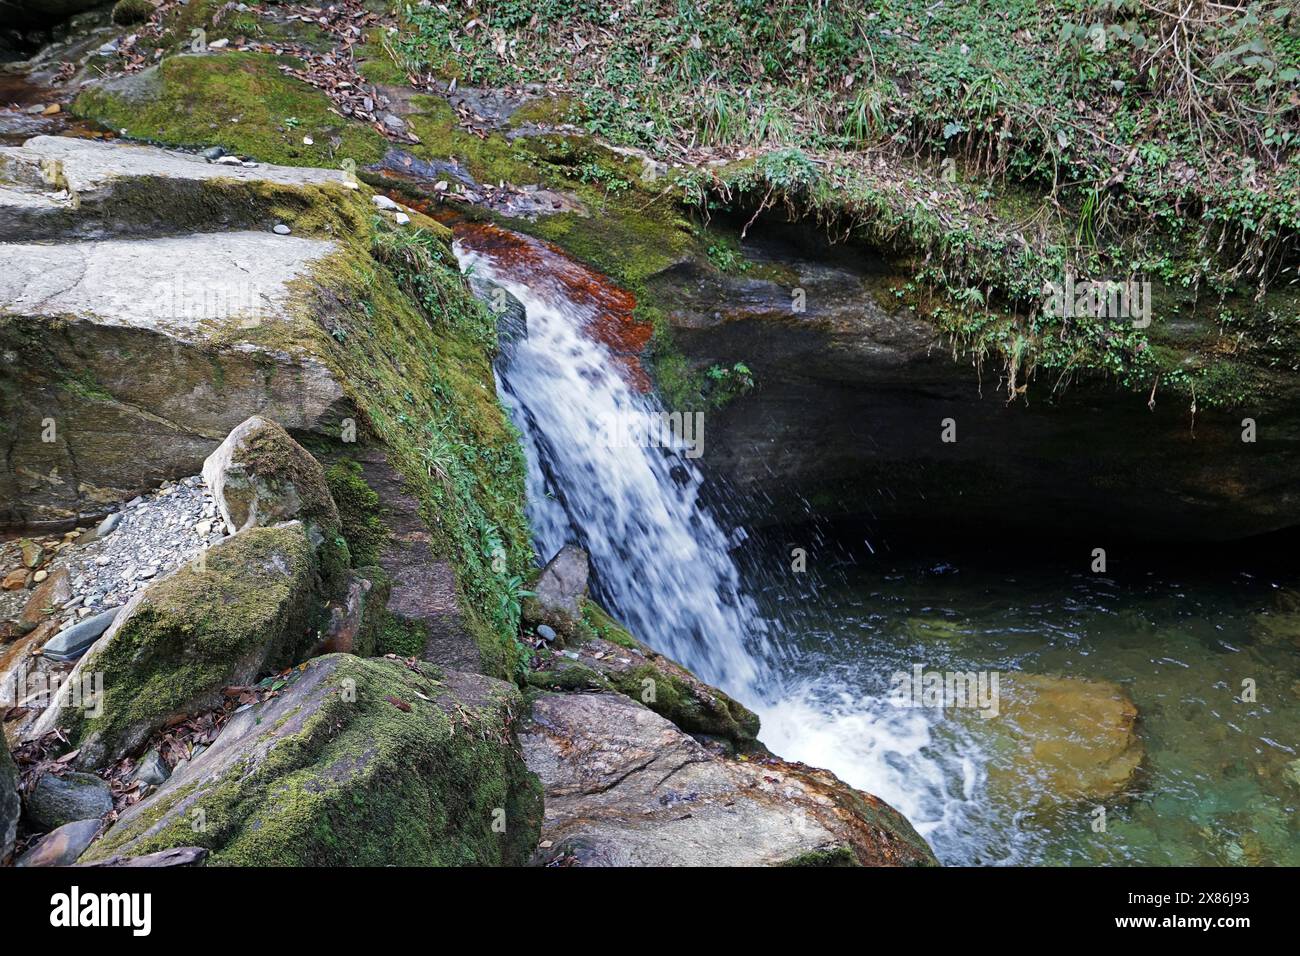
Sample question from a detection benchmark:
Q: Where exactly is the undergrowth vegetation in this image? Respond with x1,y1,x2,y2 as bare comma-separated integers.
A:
396,0,1300,407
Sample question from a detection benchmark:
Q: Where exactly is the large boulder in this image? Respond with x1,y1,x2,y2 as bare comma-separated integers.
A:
0,733,18,863
0,136,347,241
521,691,936,866
27,523,320,768
83,654,543,866
0,137,360,530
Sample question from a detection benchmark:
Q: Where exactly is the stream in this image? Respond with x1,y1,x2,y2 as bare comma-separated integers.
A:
458,223,1300,867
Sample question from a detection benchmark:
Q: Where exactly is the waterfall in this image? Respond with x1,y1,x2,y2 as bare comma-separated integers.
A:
456,228,982,862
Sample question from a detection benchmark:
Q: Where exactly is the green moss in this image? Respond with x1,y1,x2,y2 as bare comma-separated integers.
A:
278,208,532,680
86,655,543,865
525,662,610,692
324,459,388,567
72,52,386,168
67,524,319,765
508,96,581,128
579,601,638,650
781,847,860,867
111,0,154,27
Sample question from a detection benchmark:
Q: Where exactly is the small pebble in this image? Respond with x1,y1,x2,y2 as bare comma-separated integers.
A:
273,223,291,235
394,212,410,226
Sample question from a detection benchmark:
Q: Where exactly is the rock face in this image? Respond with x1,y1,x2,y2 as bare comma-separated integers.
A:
521,691,936,866
654,224,1300,543
202,416,342,550
0,137,358,529
24,771,113,829
84,654,543,866
28,523,319,768
973,673,1144,811
0,733,18,863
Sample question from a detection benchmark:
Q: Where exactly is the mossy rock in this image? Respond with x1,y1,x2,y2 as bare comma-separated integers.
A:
37,523,320,769
84,655,543,866
72,52,386,168
111,0,154,26
529,601,762,751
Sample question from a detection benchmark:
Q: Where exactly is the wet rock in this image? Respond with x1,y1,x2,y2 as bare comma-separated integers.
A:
528,602,761,750
523,543,589,634
309,572,374,656
973,673,1144,811
663,223,1300,542
15,818,102,867
1,734,18,863
468,275,526,363
521,691,935,866
25,771,113,829
28,523,319,769
202,416,341,553
84,655,543,866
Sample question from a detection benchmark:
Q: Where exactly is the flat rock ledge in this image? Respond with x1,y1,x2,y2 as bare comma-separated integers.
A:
521,691,937,867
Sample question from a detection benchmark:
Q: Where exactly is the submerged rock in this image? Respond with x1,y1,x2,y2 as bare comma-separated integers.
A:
522,691,936,866
25,771,112,829
84,654,543,866
973,673,1144,811
28,523,320,768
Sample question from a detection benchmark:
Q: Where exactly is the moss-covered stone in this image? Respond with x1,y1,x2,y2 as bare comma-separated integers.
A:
44,523,320,768
84,655,543,866
111,0,154,26
286,211,533,679
529,600,763,750
72,52,386,168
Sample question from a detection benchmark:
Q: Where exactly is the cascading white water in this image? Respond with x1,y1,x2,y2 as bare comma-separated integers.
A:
458,236,983,862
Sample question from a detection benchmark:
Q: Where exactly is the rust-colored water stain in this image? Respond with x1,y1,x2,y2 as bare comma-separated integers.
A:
452,221,652,391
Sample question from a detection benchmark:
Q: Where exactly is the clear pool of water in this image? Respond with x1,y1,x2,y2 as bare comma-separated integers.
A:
754,548,1300,865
